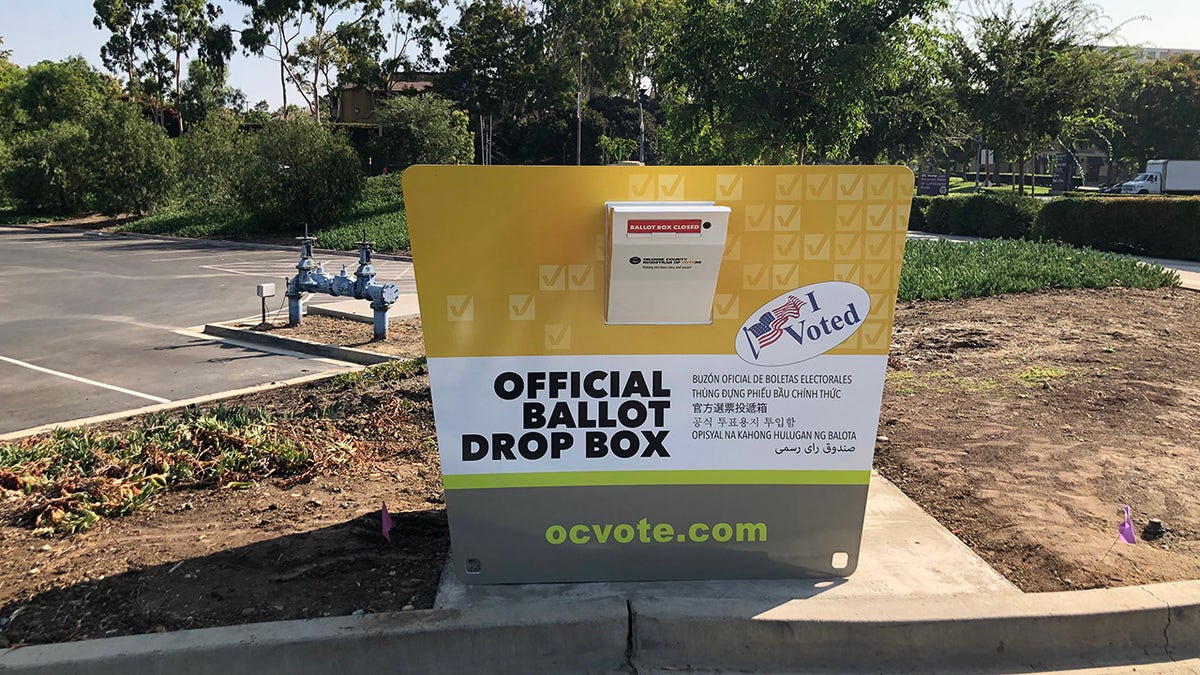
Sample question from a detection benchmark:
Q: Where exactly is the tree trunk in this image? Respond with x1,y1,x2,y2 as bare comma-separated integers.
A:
312,29,323,123
277,22,288,119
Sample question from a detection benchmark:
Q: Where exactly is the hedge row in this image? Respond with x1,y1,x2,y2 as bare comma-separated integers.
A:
1035,198,1200,261
907,194,1200,262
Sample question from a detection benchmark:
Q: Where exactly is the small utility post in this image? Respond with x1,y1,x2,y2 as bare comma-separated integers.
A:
257,283,276,325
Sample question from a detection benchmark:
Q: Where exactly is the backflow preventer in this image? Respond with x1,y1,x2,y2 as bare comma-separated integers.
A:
286,233,401,338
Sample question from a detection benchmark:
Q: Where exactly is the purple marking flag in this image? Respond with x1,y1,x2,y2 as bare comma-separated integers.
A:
1118,505,1136,544
382,501,394,542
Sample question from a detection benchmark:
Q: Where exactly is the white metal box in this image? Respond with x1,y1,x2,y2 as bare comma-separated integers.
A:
605,201,731,324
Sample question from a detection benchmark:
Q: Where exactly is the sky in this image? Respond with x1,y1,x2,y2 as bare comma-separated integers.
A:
3,0,1200,110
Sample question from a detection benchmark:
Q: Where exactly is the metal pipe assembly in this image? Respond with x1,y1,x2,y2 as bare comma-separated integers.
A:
286,232,401,338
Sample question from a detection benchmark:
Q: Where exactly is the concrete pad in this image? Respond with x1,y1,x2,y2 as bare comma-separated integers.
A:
308,293,421,322
0,599,630,675
436,474,1016,611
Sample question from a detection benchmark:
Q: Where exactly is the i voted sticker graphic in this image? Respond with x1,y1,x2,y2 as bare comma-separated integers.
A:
736,282,870,365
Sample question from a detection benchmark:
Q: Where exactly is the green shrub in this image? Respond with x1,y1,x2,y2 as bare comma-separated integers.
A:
122,174,410,252
87,101,179,216
1034,197,1200,262
177,111,244,211
370,94,474,171
908,195,933,232
923,195,965,234
899,238,1180,301
4,121,91,214
959,193,1042,238
922,193,1042,238
237,119,364,230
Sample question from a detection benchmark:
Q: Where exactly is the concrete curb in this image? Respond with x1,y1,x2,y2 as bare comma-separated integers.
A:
307,303,376,323
98,229,414,261
3,223,413,261
632,580,1200,672
0,599,631,675
201,323,401,366
4,582,1200,673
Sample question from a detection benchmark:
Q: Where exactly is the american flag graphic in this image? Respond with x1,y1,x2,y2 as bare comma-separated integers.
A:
744,295,806,350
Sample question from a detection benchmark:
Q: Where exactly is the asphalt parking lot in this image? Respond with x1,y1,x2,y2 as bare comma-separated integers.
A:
0,226,415,437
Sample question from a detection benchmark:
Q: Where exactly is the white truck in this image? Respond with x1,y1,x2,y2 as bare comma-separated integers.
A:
1121,159,1200,195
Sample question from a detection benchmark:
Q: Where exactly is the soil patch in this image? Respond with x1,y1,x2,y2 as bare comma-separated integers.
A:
3,287,1198,647
877,287,1200,591
0,323,446,647
250,314,425,358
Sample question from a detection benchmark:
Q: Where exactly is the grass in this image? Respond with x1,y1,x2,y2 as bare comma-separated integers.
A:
116,174,410,253
0,404,316,535
330,356,427,387
948,176,1052,196
899,238,1181,301
1016,365,1070,385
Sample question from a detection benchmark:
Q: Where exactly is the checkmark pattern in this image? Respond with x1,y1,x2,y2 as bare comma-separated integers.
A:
717,174,743,200
544,324,570,349
712,168,909,350
446,295,474,322
509,294,535,320
712,294,739,320
416,167,913,358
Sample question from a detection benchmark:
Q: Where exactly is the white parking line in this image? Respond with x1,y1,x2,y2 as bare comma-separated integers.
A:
0,354,170,404
149,255,224,262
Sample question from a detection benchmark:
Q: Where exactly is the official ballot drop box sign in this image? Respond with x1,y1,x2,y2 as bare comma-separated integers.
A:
402,166,914,584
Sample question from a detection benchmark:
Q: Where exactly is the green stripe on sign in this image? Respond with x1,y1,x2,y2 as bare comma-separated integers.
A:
442,470,871,490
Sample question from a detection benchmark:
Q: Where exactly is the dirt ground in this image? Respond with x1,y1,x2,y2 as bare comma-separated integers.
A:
877,286,1200,592
0,328,446,647
255,314,425,358
2,287,1199,646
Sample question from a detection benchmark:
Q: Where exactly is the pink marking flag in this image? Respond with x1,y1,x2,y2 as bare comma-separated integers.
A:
1118,505,1136,544
382,501,394,542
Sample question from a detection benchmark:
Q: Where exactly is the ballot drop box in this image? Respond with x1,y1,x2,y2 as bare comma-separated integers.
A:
402,166,914,584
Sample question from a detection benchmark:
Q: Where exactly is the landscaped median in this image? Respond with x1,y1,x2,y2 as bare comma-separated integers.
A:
0,236,1191,658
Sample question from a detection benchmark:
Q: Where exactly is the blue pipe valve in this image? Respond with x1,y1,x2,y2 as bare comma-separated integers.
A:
286,234,400,338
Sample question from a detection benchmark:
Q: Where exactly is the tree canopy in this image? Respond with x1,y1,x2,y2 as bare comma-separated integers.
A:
654,0,947,164
947,0,1124,189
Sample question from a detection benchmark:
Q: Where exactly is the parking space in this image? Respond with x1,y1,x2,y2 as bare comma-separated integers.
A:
0,226,415,436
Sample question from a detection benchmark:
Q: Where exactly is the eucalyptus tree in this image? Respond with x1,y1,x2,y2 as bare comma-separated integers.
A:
93,0,231,126
239,0,380,121
441,0,573,164
335,0,448,90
